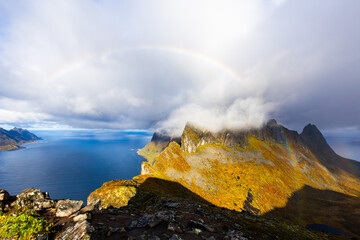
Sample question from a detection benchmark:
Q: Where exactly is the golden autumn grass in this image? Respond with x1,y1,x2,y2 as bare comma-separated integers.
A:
89,126,360,238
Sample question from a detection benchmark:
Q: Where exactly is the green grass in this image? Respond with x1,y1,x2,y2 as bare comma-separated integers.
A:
0,211,52,240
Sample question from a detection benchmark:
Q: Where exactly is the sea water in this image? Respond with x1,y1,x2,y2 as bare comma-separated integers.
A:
0,130,152,202
324,130,360,162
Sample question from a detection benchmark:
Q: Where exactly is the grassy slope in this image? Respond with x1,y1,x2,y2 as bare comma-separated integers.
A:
0,145,23,151
90,127,360,238
138,134,360,238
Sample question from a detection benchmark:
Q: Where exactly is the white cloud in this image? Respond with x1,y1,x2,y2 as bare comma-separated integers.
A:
0,0,359,131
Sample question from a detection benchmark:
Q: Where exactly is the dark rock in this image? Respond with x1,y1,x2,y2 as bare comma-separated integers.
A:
168,222,184,233
188,220,215,232
110,227,120,233
56,199,83,217
0,189,11,211
169,234,183,240
165,202,180,209
156,210,175,221
0,189,10,201
196,207,205,216
36,234,49,240
149,235,161,240
226,230,245,240
126,219,138,230
148,216,162,228
137,215,152,227
55,220,94,240
135,214,162,228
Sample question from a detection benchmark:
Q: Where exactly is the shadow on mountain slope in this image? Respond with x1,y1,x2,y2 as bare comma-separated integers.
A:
90,178,346,240
127,177,212,208
300,124,360,180
264,185,360,239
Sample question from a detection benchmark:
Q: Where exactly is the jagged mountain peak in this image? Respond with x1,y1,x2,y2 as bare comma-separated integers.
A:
300,123,334,154
266,119,279,127
130,120,360,238
301,123,322,138
0,127,40,148
181,119,306,153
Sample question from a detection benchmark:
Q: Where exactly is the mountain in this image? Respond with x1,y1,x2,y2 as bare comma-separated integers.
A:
89,120,360,238
0,127,41,150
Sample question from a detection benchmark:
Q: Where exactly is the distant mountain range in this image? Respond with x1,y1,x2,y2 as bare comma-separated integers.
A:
89,119,360,238
0,127,41,150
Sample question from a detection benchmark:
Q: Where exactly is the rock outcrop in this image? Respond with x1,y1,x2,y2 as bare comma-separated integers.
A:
0,189,12,211
181,120,304,153
131,120,360,238
0,188,95,240
16,188,55,211
56,199,83,217
55,220,94,240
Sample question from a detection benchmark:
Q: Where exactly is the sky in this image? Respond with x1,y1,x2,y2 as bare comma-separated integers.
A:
0,0,359,133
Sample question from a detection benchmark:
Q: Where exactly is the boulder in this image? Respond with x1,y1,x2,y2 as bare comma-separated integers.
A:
55,220,94,240
73,213,90,222
36,234,49,240
188,220,215,232
0,189,11,211
0,189,10,201
79,205,94,213
16,188,55,211
169,234,183,240
56,199,83,217
165,202,180,209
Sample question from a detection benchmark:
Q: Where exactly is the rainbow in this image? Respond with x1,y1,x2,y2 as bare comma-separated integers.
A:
47,45,244,84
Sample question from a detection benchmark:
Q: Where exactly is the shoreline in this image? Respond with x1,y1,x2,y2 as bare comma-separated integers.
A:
0,140,40,152
0,144,25,151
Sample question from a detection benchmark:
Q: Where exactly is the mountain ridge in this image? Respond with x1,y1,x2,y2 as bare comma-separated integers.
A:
0,127,41,151
91,120,360,238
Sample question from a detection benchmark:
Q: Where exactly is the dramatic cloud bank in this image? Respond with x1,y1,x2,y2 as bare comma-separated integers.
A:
0,0,359,132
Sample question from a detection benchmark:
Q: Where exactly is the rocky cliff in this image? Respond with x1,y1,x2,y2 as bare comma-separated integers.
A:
136,120,360,238
90,120,360,239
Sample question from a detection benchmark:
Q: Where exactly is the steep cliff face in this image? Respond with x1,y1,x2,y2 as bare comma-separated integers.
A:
301,124,360,179
136,120,360,235
137,130,180,164
90,120,360,238
181,120,305,153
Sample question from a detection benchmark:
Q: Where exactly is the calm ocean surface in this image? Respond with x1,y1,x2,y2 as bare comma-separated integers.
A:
324,130,360,162
0,130,152,203
0,129,358,203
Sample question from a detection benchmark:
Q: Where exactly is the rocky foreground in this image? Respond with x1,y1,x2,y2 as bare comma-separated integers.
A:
0,186,353,240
